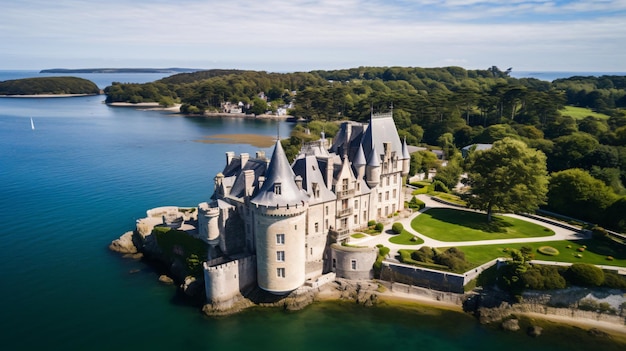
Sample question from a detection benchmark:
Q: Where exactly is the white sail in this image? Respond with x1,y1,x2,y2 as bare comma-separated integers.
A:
30,117,35,130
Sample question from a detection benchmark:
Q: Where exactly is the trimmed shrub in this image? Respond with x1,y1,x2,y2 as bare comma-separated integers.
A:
374,222,384,232
537,246,560,256
408,196,426,210
367,220,376,227
432,180,450,193
567,263,605,286
391,222,404,234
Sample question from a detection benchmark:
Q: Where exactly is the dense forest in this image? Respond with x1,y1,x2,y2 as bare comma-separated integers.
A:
103,66,626,232
0,76,100,95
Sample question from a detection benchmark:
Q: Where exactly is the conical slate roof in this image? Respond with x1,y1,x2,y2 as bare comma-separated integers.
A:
353,143,366,166
366,144,380,167
401,137,410,160
251,140,308,207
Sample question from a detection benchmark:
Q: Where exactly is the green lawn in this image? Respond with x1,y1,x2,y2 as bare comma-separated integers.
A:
389,230,424,245
560,105,610,120
457,240,626,268
411,208,554,241
351,233,367,239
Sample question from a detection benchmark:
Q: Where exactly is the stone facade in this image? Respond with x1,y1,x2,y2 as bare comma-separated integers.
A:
199,112,409,304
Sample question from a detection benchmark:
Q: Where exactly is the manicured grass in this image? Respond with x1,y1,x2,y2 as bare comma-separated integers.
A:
560,106,610,120
351,233,367,239
388,230,424,245
411,208,554,242
456,240,626,268
431,192,466,206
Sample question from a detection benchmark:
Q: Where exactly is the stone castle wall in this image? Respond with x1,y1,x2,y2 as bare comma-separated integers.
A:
203,255,257,308
331,244,377,280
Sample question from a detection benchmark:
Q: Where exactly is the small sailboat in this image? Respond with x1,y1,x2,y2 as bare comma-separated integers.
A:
30,117,35,130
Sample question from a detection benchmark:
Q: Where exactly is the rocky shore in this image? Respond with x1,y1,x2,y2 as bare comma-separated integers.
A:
110,230,626,339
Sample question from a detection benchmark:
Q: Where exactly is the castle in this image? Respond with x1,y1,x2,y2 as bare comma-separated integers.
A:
196,112,410,307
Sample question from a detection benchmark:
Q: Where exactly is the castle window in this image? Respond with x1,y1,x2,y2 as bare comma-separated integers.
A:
277,251,285,262
315,222,319,232
393,189,396,199
385,191,389,200
274,183,282,195
277,267,285,278
332,258,336,269
353,214,358,224
354,200,358,208
276,233,285,245
386,176,390,186
325,219,329,229
378,193,382,202
385,206,389,216
363,211,367,221
310,247,313,255
325,206,329,215
394,174,397,184
351,259,357,270
342,178,348,191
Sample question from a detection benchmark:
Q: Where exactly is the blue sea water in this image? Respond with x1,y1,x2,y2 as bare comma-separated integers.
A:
1,71,624,351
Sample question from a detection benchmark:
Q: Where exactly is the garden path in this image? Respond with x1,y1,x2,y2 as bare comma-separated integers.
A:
349,194,589,261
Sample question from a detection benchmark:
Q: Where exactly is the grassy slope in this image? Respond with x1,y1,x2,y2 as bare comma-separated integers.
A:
457,239,626,268
411,208,554,241
560,106,610,120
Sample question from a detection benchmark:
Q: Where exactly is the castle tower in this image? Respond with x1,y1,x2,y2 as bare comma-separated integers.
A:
250,140,309,294
401,137,410,177
352,143,366,180
365,145,381,188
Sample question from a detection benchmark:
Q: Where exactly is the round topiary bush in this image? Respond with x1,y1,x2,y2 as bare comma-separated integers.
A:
537,246,560,256
374,222,384,232
391,222,404,234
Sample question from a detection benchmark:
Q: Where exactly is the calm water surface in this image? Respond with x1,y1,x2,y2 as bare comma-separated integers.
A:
1,71,624,351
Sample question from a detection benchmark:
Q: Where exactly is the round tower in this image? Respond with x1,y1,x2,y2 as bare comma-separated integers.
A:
252,203,307,294
365,145,381,188
198,202,220,245
250,140,310,294
401,137,411,177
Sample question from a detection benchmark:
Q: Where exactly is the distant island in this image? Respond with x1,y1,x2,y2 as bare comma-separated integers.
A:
0,76,100,96
40,68,199,74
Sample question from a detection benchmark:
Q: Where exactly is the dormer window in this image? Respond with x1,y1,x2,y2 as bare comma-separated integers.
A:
274,183,282,195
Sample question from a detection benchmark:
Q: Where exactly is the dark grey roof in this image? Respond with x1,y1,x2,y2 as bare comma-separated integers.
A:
361,113,403,163
225,159,267,199
291,155,336,204
353,143,366,166
366,144,380,167
250,140,309,207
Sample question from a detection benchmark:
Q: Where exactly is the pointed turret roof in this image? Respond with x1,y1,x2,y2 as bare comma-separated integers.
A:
401,137,410,160
366,144,380,167
251,140,308,207
353,143,366,166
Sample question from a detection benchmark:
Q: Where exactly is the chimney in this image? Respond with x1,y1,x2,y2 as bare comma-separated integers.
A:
244,170,255,196
225,151,235,166
256,150,266,159
258,176,265,190
295,175,303,190
240,153,249,169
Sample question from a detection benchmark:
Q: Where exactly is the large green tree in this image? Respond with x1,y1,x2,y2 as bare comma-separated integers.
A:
463,138,549,221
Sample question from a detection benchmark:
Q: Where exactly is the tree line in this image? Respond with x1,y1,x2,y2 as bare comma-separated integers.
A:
103,66,626,232
0,77,100,95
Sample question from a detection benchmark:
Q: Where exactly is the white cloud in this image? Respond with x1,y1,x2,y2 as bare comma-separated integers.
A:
0,0,624,71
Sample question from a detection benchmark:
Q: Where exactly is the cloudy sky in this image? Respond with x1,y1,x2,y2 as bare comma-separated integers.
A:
1,0,625,72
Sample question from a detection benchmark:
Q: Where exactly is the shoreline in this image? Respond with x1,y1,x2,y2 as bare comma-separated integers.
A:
314,281,626,337
0,93,98,98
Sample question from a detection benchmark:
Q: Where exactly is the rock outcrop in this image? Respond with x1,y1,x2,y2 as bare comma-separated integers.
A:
501,318,520,331
109,231,138,254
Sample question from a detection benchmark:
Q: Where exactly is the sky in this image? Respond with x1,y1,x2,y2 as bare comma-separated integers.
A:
1,0,625,72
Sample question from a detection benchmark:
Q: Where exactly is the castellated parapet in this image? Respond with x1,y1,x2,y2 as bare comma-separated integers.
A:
203,255,256,309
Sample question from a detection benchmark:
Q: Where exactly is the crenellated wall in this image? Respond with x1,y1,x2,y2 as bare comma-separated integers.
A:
203,255,257,308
